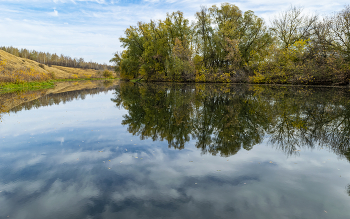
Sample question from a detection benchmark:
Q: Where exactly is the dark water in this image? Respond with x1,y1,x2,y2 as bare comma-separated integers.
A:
1,82,350,219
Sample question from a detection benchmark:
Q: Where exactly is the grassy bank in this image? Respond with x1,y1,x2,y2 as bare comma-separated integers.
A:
0,81,55,93
0,78,118,94
0,49,118,93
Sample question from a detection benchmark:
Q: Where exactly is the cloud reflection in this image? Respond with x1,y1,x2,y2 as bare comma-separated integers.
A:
1,83,350,218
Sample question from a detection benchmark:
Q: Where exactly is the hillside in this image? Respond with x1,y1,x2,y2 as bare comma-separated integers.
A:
0,50,107,82
0,46,112,71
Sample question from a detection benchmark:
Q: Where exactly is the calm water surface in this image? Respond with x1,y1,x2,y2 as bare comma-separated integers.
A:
1,82,350,219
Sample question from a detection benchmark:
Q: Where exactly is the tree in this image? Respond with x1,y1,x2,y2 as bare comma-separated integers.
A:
271,6,317,49
331,5,350,60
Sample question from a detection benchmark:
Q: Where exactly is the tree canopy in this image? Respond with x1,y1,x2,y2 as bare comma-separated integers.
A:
112,4,350,85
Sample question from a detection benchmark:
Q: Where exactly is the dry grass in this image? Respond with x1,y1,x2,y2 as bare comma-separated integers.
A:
0,50,109,83
51,65,102,79
0,60,52,83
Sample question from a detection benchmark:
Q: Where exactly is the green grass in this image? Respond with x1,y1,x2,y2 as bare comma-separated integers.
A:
53,77,118,82
0,77,119,94
130,78,145,82
0,81,55,93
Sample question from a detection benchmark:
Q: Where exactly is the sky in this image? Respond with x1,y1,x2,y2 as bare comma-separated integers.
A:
0,0,349,64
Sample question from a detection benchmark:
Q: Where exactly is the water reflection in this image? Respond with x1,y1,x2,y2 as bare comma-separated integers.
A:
113,82,350,159
0,80,118,117
1,82,350,219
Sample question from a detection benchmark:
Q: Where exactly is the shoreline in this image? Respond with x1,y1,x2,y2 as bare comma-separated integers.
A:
0,78,118,94
128,79,350,89
2,78,349,94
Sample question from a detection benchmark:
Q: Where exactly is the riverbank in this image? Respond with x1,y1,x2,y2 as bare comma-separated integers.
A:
0,78,118,94
0,49,118,93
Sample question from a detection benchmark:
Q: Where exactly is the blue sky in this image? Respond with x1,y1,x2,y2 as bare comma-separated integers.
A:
0,0,349,64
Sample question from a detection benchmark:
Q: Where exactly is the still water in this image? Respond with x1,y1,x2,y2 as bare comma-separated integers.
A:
1,81,350,219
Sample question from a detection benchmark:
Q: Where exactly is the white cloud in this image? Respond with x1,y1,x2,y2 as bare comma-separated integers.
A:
49,8,59,16
0,0,349,63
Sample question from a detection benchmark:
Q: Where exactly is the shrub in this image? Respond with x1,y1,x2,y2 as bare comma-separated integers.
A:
102,70,113,78
49,72,56,79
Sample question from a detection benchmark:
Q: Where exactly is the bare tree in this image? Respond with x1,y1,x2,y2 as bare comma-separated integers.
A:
331,5,350,60
309,17,334,58
271,6,318,48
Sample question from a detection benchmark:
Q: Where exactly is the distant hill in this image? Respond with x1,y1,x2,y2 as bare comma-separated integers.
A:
0,46,113,71
0,50,107,80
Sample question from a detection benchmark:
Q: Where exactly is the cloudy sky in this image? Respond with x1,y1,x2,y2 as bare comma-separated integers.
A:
0,0,348,64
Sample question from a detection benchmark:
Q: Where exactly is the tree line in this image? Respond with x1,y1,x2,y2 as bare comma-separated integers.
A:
111,4,350,85
0,46,113,70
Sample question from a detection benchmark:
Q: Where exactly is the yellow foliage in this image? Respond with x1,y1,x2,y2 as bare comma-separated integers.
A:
195,68,234,83
249,72,266,84
193,55,203,71
0,59,51,84
0,60,6,71
138,67,147,78
218,73,232,83
285,39,309,63
195,68,207,82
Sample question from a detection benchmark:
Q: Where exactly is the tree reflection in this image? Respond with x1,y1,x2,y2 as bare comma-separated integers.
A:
113,83,194,149
112,82,350,160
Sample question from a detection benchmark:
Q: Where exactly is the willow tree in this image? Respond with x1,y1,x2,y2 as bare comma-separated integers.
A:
194,3,273,72
117,11,193,81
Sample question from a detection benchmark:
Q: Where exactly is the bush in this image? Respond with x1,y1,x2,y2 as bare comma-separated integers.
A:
39,64,45,69
102,70,113,78
49,72,56,79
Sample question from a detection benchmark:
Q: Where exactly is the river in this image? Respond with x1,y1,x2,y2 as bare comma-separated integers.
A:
1,81,350,218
